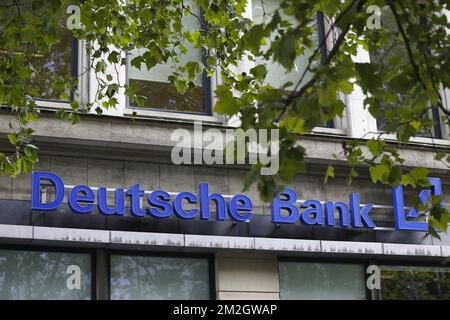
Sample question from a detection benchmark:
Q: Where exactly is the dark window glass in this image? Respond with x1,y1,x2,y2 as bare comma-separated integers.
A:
380,265,450,300
30,31,76,101
0,249,92,300
110,255,210,300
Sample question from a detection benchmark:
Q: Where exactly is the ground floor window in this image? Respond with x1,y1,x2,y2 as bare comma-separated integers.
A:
380,265,450,300
278,261,367,300
109,254,211,300
0,249,92,300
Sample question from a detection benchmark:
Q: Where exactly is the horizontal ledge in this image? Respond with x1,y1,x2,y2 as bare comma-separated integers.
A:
0,224,448,258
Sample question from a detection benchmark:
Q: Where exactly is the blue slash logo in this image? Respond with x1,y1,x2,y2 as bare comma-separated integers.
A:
392,177,443,231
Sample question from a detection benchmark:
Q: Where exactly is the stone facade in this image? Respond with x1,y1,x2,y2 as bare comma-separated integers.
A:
0,111,449,300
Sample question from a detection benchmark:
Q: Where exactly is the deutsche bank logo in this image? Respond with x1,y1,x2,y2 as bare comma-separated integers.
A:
30,171,445,232
392,178,443,231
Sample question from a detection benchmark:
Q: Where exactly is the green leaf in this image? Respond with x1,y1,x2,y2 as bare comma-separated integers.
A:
347,168,359,185
213,85,242,115
275,32,297,70
7,134,18,146
369,165,390,184
95,60,107,73
280,117,305,135
324,165,335,184
250,65,267,81
367,139,383,157
435,151,446,161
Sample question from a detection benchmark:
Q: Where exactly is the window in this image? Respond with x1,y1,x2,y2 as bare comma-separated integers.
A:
31,31,77,102
109,254,211,300
127,2,210,114
0,249,92,300
368,6,443,139
0,0,78,102
279,261,366,300
251,1,334,128
380,265,450,300
251,0,317,91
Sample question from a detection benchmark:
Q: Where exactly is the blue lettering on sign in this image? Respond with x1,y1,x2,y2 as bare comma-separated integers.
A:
392,177,443,232
271,188,376,228
30,171,254,223
30,171,445,232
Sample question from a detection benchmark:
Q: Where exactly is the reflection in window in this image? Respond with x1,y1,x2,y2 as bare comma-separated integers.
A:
380,265,450,300
1,0,76,101
127,2,206,113
110,255,210,300
252,0,318,90
369,7,441,138
30,31,75,101
252,2,333,128
279,262,366,300
0,249,91,300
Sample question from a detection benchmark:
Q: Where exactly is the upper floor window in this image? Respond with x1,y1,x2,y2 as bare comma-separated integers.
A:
251,0,318,91
32,31,78,102
0,0,78,102
368,6,444,139
251,0,334,128
127,2,211,115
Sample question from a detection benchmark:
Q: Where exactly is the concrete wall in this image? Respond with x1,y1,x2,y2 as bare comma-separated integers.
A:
0,114,449,300
1,150,449,226
215,254,280,300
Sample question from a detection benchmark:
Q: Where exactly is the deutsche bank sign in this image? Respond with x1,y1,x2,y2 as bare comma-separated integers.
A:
30,172,445,232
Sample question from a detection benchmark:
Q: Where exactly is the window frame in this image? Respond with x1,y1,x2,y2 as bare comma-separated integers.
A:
31,33,82,108
245,2,347,134
363,5,448,143
106,250,216,300
124,6,219,122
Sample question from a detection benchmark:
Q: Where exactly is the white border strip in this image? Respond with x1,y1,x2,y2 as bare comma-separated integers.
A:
0,224,448,258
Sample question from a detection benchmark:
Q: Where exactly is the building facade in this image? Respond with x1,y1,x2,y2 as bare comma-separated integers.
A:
0,1,449,300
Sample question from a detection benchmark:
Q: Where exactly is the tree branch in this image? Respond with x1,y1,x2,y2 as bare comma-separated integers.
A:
280,0,366,108
387,0,424,89
287,0,361,98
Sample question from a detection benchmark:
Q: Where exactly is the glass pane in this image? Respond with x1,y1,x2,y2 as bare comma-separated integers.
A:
128,2,205,113
1,0,75,101
252,2,332,127
380,265,450,300
0,249,91,300
368,7,437,137
110,255,210,300
279,262,366,300
252,0,317,90
30,31,74,101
